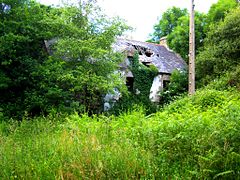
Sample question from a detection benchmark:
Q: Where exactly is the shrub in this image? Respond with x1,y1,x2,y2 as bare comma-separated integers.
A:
196,7,240,84
159,70,188,105
191,89,227,109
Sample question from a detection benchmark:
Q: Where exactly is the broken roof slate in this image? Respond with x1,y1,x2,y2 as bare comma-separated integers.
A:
113,38,187,74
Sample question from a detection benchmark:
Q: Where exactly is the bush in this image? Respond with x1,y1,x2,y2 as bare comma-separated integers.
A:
196,7,240,84
191,89,227,109
159,70,188,105
199,65,240,91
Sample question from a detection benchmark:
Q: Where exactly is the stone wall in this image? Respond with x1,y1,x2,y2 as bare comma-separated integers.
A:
149,74,170,102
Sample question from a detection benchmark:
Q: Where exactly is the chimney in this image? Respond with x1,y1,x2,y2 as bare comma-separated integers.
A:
159,37,169,49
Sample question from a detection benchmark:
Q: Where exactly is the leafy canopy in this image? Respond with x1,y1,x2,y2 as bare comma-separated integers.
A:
149,7,187,43
149,7,206,61
207,0,238,23
196,7,240,84
0,0,129,118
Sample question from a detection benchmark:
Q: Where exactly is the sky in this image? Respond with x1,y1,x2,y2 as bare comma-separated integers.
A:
38,0,219,41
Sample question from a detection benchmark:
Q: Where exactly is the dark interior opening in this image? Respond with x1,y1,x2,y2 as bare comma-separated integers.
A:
142,62,150,67
127,56,134,62
145,50,153,57
163,80,170,89
126,77,134,91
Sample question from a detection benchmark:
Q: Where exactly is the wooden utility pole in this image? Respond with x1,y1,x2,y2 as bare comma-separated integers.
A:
189,0,195,95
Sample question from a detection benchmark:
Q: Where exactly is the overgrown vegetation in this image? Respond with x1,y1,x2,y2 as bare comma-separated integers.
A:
0,87,239,179
149,0,239,96
0,0,240,178
149,0,238,61
111,53,158,115
0,0,128,118
131,53,159,98
159,70,188,105
196,7,240,85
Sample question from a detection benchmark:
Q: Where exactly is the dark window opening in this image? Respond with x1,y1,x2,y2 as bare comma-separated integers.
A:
126,77,134,91
145,50,153,57
142,62,150,67
133,45,138,50
127,56,134,66
163,80,170,89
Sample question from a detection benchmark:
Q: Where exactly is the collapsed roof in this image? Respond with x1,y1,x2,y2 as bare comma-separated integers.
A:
113,38,187,74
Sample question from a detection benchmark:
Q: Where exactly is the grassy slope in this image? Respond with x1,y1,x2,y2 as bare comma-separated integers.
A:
0,89,240,179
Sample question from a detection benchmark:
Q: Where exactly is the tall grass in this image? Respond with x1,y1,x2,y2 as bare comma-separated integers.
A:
0,89,240,179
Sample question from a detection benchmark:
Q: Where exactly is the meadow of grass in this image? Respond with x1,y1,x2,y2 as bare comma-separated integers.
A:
0,89,240,179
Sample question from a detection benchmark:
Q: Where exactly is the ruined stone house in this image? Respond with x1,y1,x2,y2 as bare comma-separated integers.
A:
113,37,187,102
44,37,186,104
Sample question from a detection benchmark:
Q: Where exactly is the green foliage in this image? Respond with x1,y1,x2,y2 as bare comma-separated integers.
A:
200,65,240,92
149,0,239,61
149,7,207,61
196,7,240,85
0,88,239,179
207,0,238,23
191,89,227,109
0,1,53,118
167,12,207,60
226,66,240,90
0,0,129,118
159,70,188,104
149,7,187,42
0,70,11,89
112,53,158,115
131,53,159,98
43,5,128,115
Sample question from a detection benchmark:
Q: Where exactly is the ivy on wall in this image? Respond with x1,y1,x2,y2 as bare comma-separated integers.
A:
130,53,159,99
111,52,159,115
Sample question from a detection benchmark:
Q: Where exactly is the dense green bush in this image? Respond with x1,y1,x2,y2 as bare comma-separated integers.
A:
0,0,128,118
226,66,240,90
191,89,227,109
196,7,240,85
159,70,188,105
197,65,240,92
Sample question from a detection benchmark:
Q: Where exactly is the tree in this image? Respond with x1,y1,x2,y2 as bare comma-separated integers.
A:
207,0,238,23
0,0,129,118
196,7,240,84
167,12,207,61
149,7,187,42
0,0,54,117
43,3,128,115
148,7,206,61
